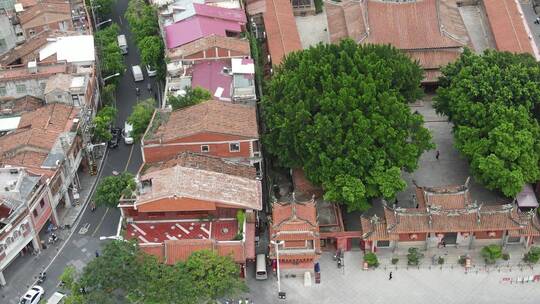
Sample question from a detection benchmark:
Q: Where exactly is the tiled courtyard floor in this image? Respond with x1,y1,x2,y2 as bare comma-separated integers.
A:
247,251,540,304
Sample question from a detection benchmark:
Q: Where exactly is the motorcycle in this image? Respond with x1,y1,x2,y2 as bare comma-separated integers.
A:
37,272,46,283
136,87,140,96
48,233,59,244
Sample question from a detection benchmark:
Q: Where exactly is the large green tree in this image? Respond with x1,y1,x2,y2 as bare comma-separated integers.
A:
63,241,244,303
94,172,135,207
262,40,432,211
168,87,212,110
435,49,540,197
127,98,155,140
95,24,125,78
139,35,164,69
92,106,117,142
125,0,159,43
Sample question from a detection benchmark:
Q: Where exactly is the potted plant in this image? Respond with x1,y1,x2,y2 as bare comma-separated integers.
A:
391,257,399,265
523,246,540,264
481,244,502,264
363,252,379,268
437,256,445,265
407,247,424,266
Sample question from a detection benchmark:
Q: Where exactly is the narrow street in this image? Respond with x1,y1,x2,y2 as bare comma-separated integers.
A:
0,0,150,301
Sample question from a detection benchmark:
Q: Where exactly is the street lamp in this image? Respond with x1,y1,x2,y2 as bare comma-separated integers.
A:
103,72,120,82
96,18,112,29
270,240,285,299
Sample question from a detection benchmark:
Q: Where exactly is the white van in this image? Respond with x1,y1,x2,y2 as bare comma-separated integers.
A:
46,292,65,304
117,34,128,55
132,65,144,82
123,122,134,144
255,254,267,280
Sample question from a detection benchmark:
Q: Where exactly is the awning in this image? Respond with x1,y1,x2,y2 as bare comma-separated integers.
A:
516,184,538,208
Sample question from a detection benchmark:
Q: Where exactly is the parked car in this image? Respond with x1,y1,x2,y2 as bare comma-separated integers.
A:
20,285,45,304
132,65,144,82
146,65,157,77
46,291,65,304
123,122,134,145
109,127,122,148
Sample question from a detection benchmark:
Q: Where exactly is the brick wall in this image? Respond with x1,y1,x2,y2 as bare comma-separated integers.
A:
143,132,255,163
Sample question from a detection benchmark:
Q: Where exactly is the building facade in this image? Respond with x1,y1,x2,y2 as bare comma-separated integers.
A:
119,152,261,270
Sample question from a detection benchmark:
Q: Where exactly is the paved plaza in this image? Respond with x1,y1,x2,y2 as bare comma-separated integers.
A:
247,252,540,304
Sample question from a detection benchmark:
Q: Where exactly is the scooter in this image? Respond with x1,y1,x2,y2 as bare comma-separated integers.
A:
136,87,140,96
147,83,152,91
37,272,46,283
48,233,59,244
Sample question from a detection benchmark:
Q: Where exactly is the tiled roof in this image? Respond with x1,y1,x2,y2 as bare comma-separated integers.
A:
0,103,77,168
292,168,323,198
325,0,466,83
192,3,246,23
19,1,71,28
0,63,68,82
164,239,213,264
360,216,398,241
365,0,463,50
137,152,262,210
325,0,367,43
0,95,44,115
0,30,50,66
262,0,302,66
164,16,243,49
272,200,318,228
152,100,258,142
166,35,250,60
483,0,538,58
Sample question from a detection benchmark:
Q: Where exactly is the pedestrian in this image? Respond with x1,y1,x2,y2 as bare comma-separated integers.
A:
535,17,540,24
95,250,99,258
90,201,96,212
435,150,440,160
442,240,446,248
389,271,393,280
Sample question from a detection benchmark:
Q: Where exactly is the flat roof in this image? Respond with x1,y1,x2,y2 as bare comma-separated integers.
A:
0,116,21,132
39,35,95,63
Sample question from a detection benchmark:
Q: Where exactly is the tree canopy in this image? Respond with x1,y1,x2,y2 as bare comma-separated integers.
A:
62,241,245,303
435,49,540,197
128,98,155,140
94,172,135,207
139,36,164,69
125,0,159,43
95,24,124,79
92,106,117,142
168,87,212,110
262,40,432,211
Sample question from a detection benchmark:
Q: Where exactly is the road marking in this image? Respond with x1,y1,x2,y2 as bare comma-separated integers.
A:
79,223,91,235
91,208,110,237
124,144,135,171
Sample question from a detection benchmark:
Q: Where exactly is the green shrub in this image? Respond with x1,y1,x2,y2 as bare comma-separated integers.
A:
391,257,399,265
437,256,445,265
363,252,379,268
502,253,510,261
523,246,540,264
458,255,467,266
481,244,502,264
314,0,323,14
407,247,424,266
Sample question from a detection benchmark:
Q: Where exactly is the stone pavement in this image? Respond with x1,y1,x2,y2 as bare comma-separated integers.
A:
247,251,540,304
295,10,329,49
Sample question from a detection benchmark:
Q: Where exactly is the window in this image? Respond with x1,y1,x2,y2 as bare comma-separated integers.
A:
16,84,26,94
0,86,6,96
201,145,210,153
40,82,46,91
33,209,38,218
229,142,240,152
57,94,63,100
71,94,80,106
6,237,13,246
40,200,45,208
0,38,6,52
291,0,312,9
0,244,4,253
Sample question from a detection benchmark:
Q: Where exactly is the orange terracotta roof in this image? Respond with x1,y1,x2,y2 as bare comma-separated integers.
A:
0,30,51,66
262,0,302,66
272,199,317,227
325,0,367,43
483,0,537,57
19,1,72,29
360,216,398,241
151,100,258,143
0,95,44,115
0,63,68,82
164,239,213,264
292,168,323,198
365,0,462,50
0,103,78,168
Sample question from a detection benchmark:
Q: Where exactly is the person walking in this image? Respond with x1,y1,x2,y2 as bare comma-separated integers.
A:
535,17,540,24
95,250,99,258
435,150,440,160
389,271,393,280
